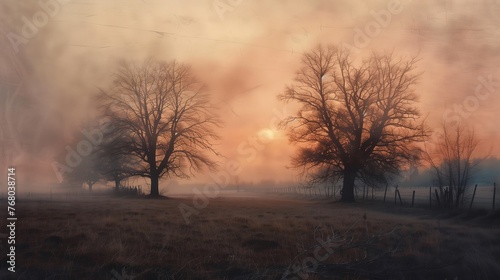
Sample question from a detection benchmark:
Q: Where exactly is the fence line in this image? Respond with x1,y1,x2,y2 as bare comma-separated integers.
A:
270,183,498,210
0,185,144,201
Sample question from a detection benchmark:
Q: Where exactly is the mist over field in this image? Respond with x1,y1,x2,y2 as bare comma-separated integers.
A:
1,0,500,192
1,1,500,279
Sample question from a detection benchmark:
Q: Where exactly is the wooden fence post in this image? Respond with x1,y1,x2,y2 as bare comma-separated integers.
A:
493,182,496,211
435,189,441,207
469,184,477,210
429,187,432,208
412,190,415,207
394,185,398,205
397,190,403,206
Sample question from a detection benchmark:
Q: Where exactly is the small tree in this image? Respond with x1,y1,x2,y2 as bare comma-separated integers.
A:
64,149,101,191
97,124,137,191
425,123,480,208
56,122,105,191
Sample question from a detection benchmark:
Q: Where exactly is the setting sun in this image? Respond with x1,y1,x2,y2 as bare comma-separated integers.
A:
258,129,275,141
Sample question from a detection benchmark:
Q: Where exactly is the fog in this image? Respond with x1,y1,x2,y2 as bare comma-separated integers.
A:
1,0,500,193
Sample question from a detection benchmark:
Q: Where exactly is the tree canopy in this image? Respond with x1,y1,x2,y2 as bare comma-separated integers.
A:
279,45,429,202
100,60,221,196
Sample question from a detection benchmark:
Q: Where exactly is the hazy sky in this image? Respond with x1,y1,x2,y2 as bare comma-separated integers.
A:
1,0,499,189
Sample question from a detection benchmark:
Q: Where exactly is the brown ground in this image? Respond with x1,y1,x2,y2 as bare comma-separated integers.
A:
1,193,499,279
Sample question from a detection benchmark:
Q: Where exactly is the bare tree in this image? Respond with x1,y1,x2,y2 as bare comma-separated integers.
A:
425,123,480,208
97,124,137,192
54,120,104,191
100,60,220,197
279,45,428,202
62,147,101,191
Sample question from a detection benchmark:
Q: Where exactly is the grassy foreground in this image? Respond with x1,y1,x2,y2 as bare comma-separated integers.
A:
1,193,500,279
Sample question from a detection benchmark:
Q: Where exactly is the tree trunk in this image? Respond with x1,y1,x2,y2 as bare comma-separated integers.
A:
150,174,160,197
114,178,120,192
341,168,356,202
455,187,461,208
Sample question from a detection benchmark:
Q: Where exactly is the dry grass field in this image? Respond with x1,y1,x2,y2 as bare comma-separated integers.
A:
1,193,500,279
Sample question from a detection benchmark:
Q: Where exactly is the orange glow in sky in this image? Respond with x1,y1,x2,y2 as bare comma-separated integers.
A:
1,0,499,189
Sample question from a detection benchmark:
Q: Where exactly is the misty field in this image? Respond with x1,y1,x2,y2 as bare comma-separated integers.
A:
1,194,499,280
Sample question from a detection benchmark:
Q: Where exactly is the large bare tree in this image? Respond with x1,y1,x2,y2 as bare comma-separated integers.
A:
101,60,220,197
425,123,480,208
279,45,428,202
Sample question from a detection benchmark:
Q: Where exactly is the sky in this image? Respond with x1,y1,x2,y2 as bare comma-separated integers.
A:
1,0,500,191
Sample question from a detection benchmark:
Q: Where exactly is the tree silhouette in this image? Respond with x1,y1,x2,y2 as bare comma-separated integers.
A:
56,121,105,191
424,123,480,208
97,124,137,192
62,147,101,191
100,60,220,197
279,45,428,202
